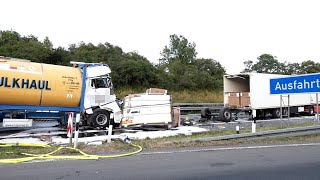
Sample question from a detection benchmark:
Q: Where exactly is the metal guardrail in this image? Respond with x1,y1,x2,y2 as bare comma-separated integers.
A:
173,103,224,111
180,125,320,142
173,103,224,106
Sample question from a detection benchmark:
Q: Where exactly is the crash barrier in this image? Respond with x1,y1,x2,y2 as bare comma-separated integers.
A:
0,142,142,164
173,103,224,111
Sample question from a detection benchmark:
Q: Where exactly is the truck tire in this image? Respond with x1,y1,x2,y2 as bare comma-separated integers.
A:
257,110,265,119
308,106,314,116
219,107,232,122
201,108,211,119
91,109,111,128
272,109,280,118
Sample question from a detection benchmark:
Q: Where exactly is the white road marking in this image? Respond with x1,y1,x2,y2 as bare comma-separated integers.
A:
140,143,320,155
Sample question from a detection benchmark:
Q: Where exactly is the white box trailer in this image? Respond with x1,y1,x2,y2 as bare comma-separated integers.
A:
223,73,316,120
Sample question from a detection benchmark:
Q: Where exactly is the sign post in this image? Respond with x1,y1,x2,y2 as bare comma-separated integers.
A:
67,112,73,146
270,73,320,121
317,93,319,122
280,95,283,120
288,95,290,121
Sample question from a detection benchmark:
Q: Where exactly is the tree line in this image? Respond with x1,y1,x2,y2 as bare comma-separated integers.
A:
0,30,319,92
242,54,320,75
0,31,225,91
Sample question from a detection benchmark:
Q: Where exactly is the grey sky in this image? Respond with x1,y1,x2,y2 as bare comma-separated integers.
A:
1,0,319,74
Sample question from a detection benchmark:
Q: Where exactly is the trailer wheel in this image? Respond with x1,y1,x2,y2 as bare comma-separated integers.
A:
257,110,266,119
201,108,211,120
272,109,280,118
308,106,314,116
219,107,232,122
282,107,288,116
91,109,111,128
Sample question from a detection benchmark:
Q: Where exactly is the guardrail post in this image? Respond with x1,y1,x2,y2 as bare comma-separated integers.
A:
236,126,240,134
107,124,113,143
252,119,256,133
74,114,80,149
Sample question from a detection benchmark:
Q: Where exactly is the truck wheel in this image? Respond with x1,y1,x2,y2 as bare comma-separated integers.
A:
256,110,265,119
91,109,111,128
219,107,232,122
272,109,280,118
308,106,314,116
282,108,288,116
201,108,211,119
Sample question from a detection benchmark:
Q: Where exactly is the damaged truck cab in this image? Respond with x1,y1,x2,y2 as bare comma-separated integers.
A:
73,61,122,128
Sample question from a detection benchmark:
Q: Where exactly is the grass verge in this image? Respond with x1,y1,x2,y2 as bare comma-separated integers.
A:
0,122,319,159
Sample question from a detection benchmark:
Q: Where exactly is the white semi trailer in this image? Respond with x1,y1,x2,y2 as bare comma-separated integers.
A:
222,73,316,121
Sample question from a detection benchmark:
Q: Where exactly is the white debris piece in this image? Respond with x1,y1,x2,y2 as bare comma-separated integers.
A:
121,126,208,140
0,137,48,145
87,141,103,145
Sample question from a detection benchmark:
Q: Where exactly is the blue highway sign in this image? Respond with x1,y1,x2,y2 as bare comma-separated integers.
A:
270,73,320,94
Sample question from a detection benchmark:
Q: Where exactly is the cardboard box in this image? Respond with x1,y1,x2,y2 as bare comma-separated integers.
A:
146,88,167,95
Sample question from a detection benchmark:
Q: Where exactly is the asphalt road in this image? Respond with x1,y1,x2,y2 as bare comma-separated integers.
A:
1,143,320,180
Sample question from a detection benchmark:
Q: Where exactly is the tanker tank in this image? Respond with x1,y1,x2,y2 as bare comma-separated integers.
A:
0,58,82,107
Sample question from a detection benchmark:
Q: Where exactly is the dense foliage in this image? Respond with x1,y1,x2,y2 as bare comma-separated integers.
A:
0,30,225,91
242,54,320,75
0,30,319,92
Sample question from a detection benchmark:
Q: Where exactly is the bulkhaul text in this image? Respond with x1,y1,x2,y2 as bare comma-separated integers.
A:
0,77,51,90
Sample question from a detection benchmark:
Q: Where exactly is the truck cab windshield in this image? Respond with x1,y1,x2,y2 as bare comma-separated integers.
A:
91,76,112,89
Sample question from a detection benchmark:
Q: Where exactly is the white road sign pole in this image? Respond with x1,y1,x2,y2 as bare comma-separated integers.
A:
316,93,319,122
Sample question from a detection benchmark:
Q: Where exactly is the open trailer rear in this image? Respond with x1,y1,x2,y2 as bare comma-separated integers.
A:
223,73,317,120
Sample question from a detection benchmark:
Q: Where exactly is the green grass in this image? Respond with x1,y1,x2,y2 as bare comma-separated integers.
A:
116,87,223,103
170,90,223,103
0,146,57,159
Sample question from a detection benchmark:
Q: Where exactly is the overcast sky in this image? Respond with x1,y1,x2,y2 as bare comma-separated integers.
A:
1,0,319,74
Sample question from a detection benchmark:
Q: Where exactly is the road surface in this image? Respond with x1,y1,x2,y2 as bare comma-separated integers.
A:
0,143,320,180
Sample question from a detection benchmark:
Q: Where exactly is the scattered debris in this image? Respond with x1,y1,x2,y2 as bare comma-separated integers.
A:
121,126,208,140
0,137,48,145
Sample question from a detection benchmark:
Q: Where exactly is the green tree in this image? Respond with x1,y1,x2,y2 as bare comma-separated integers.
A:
159,34,226,91
299,60,320,74
242,54,283,74
282,62,300,75
67,42,159,89
159,34,197,65
252,54,282,73
194,58,225,90
241,60,253,73
0,30,52,62
48,47,72,65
